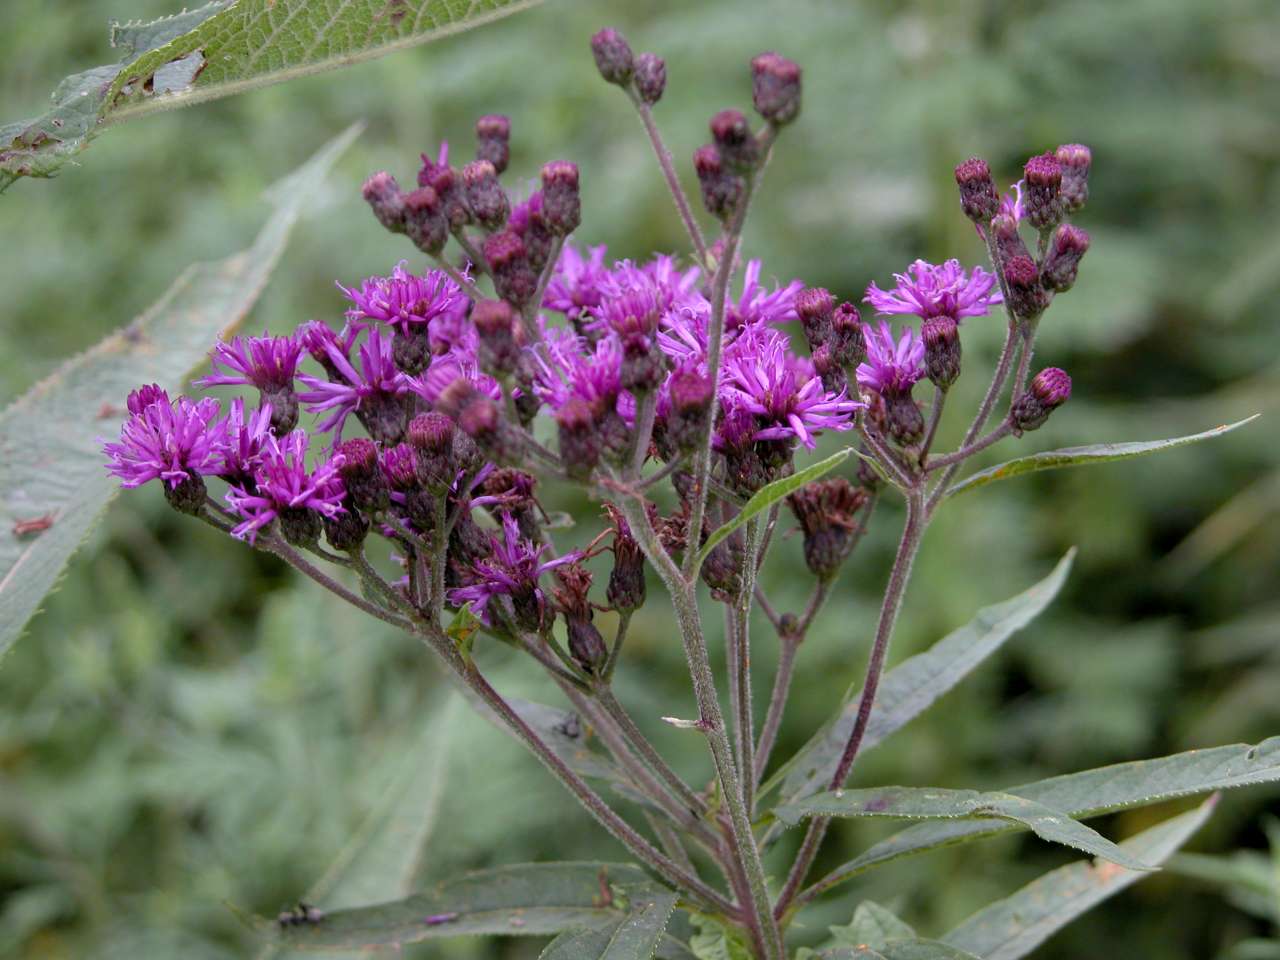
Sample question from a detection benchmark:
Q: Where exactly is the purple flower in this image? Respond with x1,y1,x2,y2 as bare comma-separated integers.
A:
720,329,862,448
219,397,275,481
447,513,580,625
406,348,502,407
297,328,408,438
657,259,797,365
724,259,803,330
194,332,304,391
528,327,623,413
856,320,926,396
864,259,1002,321
225,430,346,543
104,388,227,489
338,261,463,336
543,242,610,321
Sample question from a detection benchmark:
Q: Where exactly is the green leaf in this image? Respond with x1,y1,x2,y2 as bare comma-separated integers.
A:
803,942,981,960
762,549,1076,810
772,787,1153,871
268,861,661,950
687,913,754,960
0,125,358,664
942,797,1217,960
539,887,679,959
829,901,916,949
806,736,1280,897
262,695,459,960
1,0,537,189
696,447,851,568
944,416,1260,499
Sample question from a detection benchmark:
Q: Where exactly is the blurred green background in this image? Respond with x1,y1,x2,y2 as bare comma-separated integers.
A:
3,0,1279,957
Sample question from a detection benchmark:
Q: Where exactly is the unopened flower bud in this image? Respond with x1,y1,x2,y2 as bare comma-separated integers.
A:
403,186,448,255
483,230,538,307
694,144,743,222
1004,255,1048,322
407,412,457,492
953,157,1000,224
463,160,509,231
424,165,472,230
279,507,323,547
475,114,511,174
710,109,758,172
508,193,555,270
796,286,835,348
811,344,848,395
472,298,520,375
1023,152,1064,230
1012,367,1072,432
1055,143,1091,213
591,27,634,85
991,213,1031,266
362,171,406,234
604,504,646,612
830,302,866,368
392,328,433,376
1041,224,1090,293
164,474,206,516
750,51,802,126
261,386,299,435
540,161,582,236
619,332,664,393
922,316,961,389
667,365,713,452
885,392,924,446
634,52,666,104
336,438,389,513
324,502,369,552
788,477,867,580
557,397,600,480
701,536,742,602
566,615,607,674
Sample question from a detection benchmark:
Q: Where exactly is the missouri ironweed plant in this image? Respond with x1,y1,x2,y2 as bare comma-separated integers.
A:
99,27,1274,960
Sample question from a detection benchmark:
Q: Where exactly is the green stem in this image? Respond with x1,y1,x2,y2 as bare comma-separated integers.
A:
627,90,711,269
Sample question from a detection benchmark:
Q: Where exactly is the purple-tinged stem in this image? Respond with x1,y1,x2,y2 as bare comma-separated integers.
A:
753,632,797,788
925,419,1013,474
920,387,948,459
627,90,711,268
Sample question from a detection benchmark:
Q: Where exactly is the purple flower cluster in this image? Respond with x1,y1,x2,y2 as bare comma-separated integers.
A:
864,259,1001,322
104,387,226,489
447,513,580,626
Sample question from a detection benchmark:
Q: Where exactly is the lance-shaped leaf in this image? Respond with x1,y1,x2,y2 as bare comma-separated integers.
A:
944,416,1259,499
696,447,852,568
762,549,1075,808
803,736,1280,898
0,125,358,663
772,786,1153,871
805,943,981,960
942,797,1217,960
267,861,664,950
1,0,537,189
539,887,679,959
828,901,916,949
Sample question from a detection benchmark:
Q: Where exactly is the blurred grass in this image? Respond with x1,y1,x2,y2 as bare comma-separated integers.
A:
2,0,1279,957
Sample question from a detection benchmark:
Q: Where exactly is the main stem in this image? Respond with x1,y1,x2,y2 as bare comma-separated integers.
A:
733,520,761,816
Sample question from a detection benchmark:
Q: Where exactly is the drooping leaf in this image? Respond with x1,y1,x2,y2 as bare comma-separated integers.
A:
268,861,661,950
944,416,1259,499
805,737,1280,898
1,0,537,189
762,549,1075,810
772,787,1153,871
828,901,916,949
539,887,679,959
942,797,1217,960
696,447,851,568
262,695,459,960
0,125,359,663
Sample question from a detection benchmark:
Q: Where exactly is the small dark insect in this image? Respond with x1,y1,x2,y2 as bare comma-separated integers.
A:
553,711,582,740
423,912,458,926
277,901,325,928
13,514,55,537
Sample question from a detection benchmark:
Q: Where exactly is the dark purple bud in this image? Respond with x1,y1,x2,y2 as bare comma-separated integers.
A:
991,213,1031,266
788,477,867,580
1023,152,1064,231
953,157,1000,224
462,160,509,231
750,51,802,126
424,165,472,231
472,298,520,375
830,301,867,368
163,474,207,516
796,286,835,349
700,535,742,602
922,316,961,390
392,328,433,376
407,412,457,492
1012,367,1072,432
483,230,539,307
620,332,664,393
710,109,758,172
540,161,582,236
591,28,634,85
403,186,448,256
555,565,606,674
508,193,555,271
694,144,743,223
261,386,300,435
362,171,406,234
634,52,666,104
667,365,713,452
337,438,389,513
380,443,419,493
279,507,323,547
324,502,370,552
1041,224,1090,293
885,392,924,446
811,343,848,395
1055,143,1091,213
475,114,511,174
604,503,646,612
357,394,408,446
556,397,600,481
1004,255,1048,322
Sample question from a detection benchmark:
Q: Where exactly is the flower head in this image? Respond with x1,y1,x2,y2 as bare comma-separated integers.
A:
297,327,408,439
338,261,463,336
219,397,275,482
864,259,1002,322
447,513,580,626
856,320,926,396
657,259,797,366
724,259,803,330
195,332,304,391
225,431,346,543
528,327,623,414
104,388,226,489
543,242,610,321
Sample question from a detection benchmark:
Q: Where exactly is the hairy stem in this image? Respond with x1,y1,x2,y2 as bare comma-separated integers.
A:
754,632,797,786
920,386,948,459
627,90,711,268
733,520,761,816
925,419,1013,473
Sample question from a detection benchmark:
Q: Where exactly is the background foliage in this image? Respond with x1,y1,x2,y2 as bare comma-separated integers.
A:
2,0,1278,957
